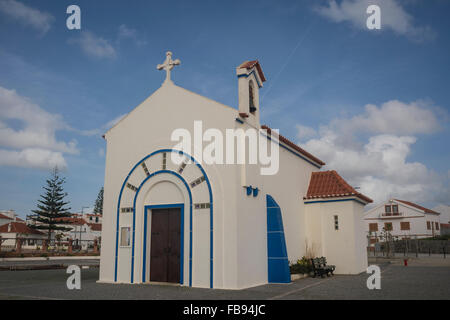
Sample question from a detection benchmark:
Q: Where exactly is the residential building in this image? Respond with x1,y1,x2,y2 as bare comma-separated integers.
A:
364,199,441,241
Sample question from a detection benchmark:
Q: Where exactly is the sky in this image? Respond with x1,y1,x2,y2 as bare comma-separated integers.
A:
0,0,449,218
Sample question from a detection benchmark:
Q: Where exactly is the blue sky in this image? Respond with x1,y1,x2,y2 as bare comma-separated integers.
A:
0,0,449,218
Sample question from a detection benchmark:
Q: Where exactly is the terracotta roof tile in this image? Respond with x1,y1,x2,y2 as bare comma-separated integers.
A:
261,125,325,166
88,223,102,231
395,199,439,214
0,222,44,235
304,170,372,203
54,217,87,225
238,60,266,82
0,213,13,220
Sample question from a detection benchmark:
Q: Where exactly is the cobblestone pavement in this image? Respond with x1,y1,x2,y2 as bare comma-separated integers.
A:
0,262,449,300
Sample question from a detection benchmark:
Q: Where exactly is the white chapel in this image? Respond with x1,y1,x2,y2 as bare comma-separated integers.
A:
99,52,372,289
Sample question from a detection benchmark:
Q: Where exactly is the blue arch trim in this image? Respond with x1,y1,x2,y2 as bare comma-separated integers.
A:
132,171,191,284
266,194,290,283
114,149,214,288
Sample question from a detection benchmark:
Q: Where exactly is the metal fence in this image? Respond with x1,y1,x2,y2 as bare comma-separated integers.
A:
0,237,100,257
368,239,449,258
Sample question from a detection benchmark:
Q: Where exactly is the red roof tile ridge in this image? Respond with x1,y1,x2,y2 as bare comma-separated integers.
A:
261,125,325,166
394,199,439,214
238,60,266,82
305,170,372,203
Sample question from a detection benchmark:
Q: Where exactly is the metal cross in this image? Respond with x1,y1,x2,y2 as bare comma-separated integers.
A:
157,51,181,83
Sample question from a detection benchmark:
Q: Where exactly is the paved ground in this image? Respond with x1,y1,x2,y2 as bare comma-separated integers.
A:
0,259,99,271
0,261,449,300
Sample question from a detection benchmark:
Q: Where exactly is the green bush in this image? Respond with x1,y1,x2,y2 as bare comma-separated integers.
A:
290,256,312,274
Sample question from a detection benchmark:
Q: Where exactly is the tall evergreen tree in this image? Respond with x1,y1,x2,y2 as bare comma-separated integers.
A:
93,187,104,216
31,167,72,241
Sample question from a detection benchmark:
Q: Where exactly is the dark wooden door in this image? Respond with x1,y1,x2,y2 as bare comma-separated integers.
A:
150,208,181,283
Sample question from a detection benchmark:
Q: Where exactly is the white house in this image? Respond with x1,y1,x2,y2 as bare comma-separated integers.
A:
0,212,13,227
364,199,441,241
0,210,22,226
0,221,46,250
99,53,372,289
54,215,102,245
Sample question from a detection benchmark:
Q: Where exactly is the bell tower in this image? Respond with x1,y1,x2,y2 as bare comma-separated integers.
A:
236,60,266,127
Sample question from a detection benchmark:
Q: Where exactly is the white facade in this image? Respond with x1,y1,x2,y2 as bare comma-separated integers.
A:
99,55,371,289
0,210,18,226
364,199,441,240
0,221,46,250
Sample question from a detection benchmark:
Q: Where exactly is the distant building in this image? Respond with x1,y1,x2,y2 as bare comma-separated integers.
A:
26,212,102,246
83,213,103,224
364,199,441,241
432,204,450,236
0,210,22,226
0,221,46,250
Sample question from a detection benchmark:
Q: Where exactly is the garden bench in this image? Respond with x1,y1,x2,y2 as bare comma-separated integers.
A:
320,257,335,275
311,257,335,278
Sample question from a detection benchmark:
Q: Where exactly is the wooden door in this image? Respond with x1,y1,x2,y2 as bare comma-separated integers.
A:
150,208,181,283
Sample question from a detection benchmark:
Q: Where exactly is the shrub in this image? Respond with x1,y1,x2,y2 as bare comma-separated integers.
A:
290,256,312,274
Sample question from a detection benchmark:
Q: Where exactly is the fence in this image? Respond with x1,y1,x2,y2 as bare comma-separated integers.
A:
368,239,449,258
0,237,100,257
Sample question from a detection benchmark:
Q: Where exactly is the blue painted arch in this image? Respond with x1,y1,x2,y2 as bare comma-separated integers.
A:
114,149,214,288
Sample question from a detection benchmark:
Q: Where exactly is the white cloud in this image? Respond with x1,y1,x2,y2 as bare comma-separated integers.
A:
326,100,440,147
0,148,66,169
298,99,447,205
0,86,78,169
69,31,117,59
0,0,54,34
117,24,147,46
77,113,127,137
296,124,317,141
105,113,126,130
313,0,435,42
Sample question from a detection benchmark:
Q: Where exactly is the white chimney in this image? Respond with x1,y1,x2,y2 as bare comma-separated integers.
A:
8,223,11,232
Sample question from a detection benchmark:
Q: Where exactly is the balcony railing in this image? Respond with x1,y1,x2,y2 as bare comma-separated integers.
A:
380,212,403,218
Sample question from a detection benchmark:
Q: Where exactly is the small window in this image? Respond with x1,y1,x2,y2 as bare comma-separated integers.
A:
369,223,378,232
392,205,399,215
385,205,392,215
384,222,393,231
334,215,339,230
427,221,431,230
400,222,410,231
249,81,256,113
120,227,131,247
435,222,439,231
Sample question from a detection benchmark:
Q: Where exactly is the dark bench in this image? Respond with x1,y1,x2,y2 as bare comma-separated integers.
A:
311,257,336,278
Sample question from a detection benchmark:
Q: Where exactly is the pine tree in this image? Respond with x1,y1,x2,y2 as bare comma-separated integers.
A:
93,187,104,215
31,167,72,241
